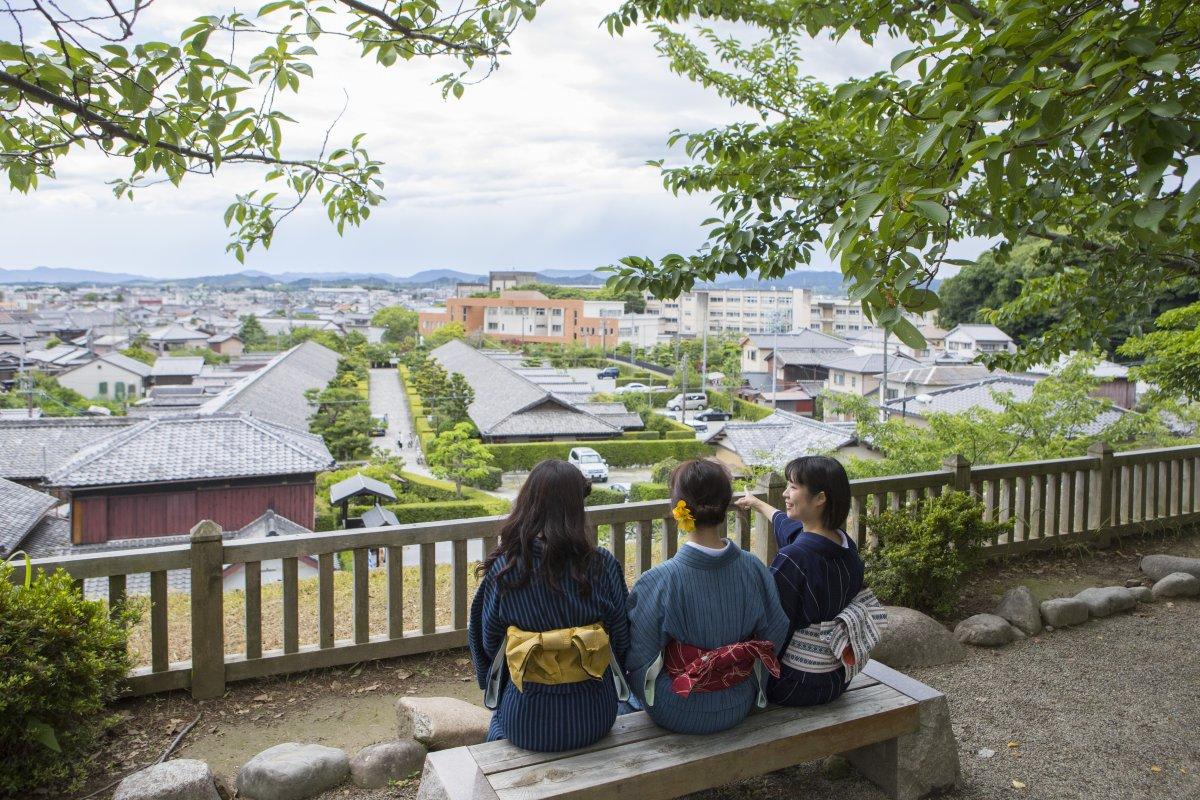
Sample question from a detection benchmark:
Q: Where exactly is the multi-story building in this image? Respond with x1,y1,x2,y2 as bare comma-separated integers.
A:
647,287,814,337
418,290,620,347
488,270,541,292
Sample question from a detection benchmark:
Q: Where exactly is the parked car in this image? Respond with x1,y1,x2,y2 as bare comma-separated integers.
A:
666,392,708,411
615,382,651,394
596,366,620,379
568,446,609,482
694,408,733,422
369,414,388,436
608,482,631,497
687,420,708,432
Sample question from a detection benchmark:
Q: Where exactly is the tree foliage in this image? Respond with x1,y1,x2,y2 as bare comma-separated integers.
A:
427,421,495,497
825,353,1190,477
372,305,419,344
239,314,268,347
1,0,543,260
603,0,1200,366
424,321,467,348
306,383,371,461
1119,301,1200,401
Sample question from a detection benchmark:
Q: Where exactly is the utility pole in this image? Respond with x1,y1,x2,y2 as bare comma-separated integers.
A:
679,355,688,426
700,308,709,399
880,328,891,423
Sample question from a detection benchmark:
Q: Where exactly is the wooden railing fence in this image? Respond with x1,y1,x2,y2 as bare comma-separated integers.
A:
9,442,1200,700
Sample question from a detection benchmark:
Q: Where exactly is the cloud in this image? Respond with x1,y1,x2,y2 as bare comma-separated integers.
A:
1,1,941,279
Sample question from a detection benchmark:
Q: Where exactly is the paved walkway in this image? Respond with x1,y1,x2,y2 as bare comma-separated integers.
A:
368,367,431,476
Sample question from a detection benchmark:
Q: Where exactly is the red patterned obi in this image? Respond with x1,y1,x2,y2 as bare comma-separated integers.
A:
663,639,781,698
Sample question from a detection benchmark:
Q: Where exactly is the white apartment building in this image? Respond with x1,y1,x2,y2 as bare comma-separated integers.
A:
646,287,814,337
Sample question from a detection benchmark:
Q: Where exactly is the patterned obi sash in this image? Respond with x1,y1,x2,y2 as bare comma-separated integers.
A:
643,639,781,709
484,623,629,709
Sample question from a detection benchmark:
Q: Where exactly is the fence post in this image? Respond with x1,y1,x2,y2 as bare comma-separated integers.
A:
189,519,226,700
942,454,972,493
753,472,785,566
1089,441,1114,547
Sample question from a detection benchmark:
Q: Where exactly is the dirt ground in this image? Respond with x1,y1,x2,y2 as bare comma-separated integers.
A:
70,526,1200,800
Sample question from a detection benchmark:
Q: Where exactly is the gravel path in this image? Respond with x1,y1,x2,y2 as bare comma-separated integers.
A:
691,597,1200,800
368,367,431,476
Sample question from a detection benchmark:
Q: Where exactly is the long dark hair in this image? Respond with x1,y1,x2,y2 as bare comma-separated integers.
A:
784,455,851,531
477,459,598,596
669,458,733,526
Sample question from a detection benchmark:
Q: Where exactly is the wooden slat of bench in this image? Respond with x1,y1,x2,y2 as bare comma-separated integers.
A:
470,674,883,775
488,683,916,800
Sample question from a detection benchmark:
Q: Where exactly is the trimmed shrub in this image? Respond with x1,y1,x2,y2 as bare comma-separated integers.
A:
382,499,507,524
629,482,671,501
585,487,626,506
649,457,680,483
468,466,504,491
0,562,138,795
665,430,698,440
864,491,1011,617
734,399,774,421
484,439,711,471
642,412,693,437
622,430,663,440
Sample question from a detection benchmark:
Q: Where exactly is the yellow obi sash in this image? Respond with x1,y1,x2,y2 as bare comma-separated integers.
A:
505,623,611,692
483,623,630,709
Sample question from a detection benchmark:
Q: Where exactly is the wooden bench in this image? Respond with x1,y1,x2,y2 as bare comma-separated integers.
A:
416,660,960,800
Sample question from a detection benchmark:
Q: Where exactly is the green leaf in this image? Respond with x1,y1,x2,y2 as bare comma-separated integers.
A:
26,720,60,753
911,200,950,225
1142,53,1180,73
890,316,927,350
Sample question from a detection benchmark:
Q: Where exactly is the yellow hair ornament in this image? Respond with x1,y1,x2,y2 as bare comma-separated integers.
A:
672,500,696,533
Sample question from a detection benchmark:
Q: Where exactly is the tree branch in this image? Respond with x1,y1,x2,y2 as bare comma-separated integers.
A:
336,0,493,55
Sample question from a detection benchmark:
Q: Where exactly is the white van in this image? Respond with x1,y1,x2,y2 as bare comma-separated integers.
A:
666,392,708,411
568,447,609,483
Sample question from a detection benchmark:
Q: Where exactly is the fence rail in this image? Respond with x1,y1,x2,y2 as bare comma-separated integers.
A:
10,443,1200,699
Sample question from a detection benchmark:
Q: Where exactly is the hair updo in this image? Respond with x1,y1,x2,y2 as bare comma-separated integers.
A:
668,459,733,527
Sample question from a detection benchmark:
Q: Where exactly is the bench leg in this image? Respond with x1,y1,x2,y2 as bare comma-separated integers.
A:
416,748,498,800
843,692,960,800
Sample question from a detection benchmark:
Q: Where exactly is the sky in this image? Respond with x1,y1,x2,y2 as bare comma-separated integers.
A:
0,1,941,280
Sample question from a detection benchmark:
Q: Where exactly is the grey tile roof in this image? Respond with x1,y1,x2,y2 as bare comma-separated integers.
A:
820,352,924,374
771,347,858,367
0,416,139,480
706,410,857,469
45,413,335,488
431,341,619,439
151,356,206,376
883,376,1127,436
147,323,209,343
889,364,999,387
97,351,154,378
745,330,853,350
329,473,398,505
0,477,59,557
574,402,644,430
198,340,340,431
946,324,1014,342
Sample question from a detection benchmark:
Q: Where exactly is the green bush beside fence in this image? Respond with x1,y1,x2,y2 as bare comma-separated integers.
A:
629,482,671,501
585,487,627,506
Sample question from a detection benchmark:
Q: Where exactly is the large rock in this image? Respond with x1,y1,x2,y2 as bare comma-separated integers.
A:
1075,587,1137,618
114,759,219,800
236,743,349,800
1152,572,1200,599
350,740,427,790
994,586,1042,636
953,614,1020,647
397,696,492,751
1129,586,1154,604
1040,597,1089,628
871,606,965,669
1141,554,1200,581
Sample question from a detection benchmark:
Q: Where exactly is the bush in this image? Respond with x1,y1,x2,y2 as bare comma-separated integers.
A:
484,439,711,471
629,482,671,501
468,466,504,491
382,499,507,524
641,412,693,437
864,491,1011,617
585,487,626,506
650,457,680,483
622,430,663,440
0,562,137,795
665,430,698,440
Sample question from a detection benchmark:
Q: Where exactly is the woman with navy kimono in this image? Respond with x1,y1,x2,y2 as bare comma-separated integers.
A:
468,459,630,751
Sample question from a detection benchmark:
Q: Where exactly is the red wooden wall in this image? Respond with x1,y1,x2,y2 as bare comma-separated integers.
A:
72,481,315,543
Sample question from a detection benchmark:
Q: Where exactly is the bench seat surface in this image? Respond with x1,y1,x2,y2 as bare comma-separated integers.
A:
463,670,919,800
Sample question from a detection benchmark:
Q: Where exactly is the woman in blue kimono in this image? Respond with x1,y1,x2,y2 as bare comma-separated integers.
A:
625,458,790,735
468,459,630,751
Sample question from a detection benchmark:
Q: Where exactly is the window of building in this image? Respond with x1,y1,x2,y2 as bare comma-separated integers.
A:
487,322,499,331
98,381,108,395
886,388,899,400
114,382,125,399
552,308,563,316
833,373,845,385
552,324,562,333
851,376,858,388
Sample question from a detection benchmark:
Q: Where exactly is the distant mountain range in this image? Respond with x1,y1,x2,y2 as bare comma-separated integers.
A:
0,265,933,292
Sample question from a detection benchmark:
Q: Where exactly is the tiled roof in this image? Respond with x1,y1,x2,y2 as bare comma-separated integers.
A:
705,410,857,469
329,473,398,505
770,347,856,367
431,341,618,438
890,364,998,387
45,413,334,488
946,324,1014,342
820,352,923,374
574,402,644,430
99,351,154,377
199,340,340,431
151,356,206,376
0,416,138,480
882,376,1127,436
0,477,59,557
745,330,853,351
147,323,208,343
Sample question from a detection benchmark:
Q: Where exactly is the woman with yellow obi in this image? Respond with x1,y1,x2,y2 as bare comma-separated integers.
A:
468,459,631,751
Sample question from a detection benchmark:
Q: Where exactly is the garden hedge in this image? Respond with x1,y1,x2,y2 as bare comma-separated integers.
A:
629,482,671,501
622,430,664,440
381,499,506,524
585,487,627,506
665,430,699,440
484,439,712,471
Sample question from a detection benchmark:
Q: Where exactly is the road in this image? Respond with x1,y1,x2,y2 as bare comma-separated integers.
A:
368,367,431,476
